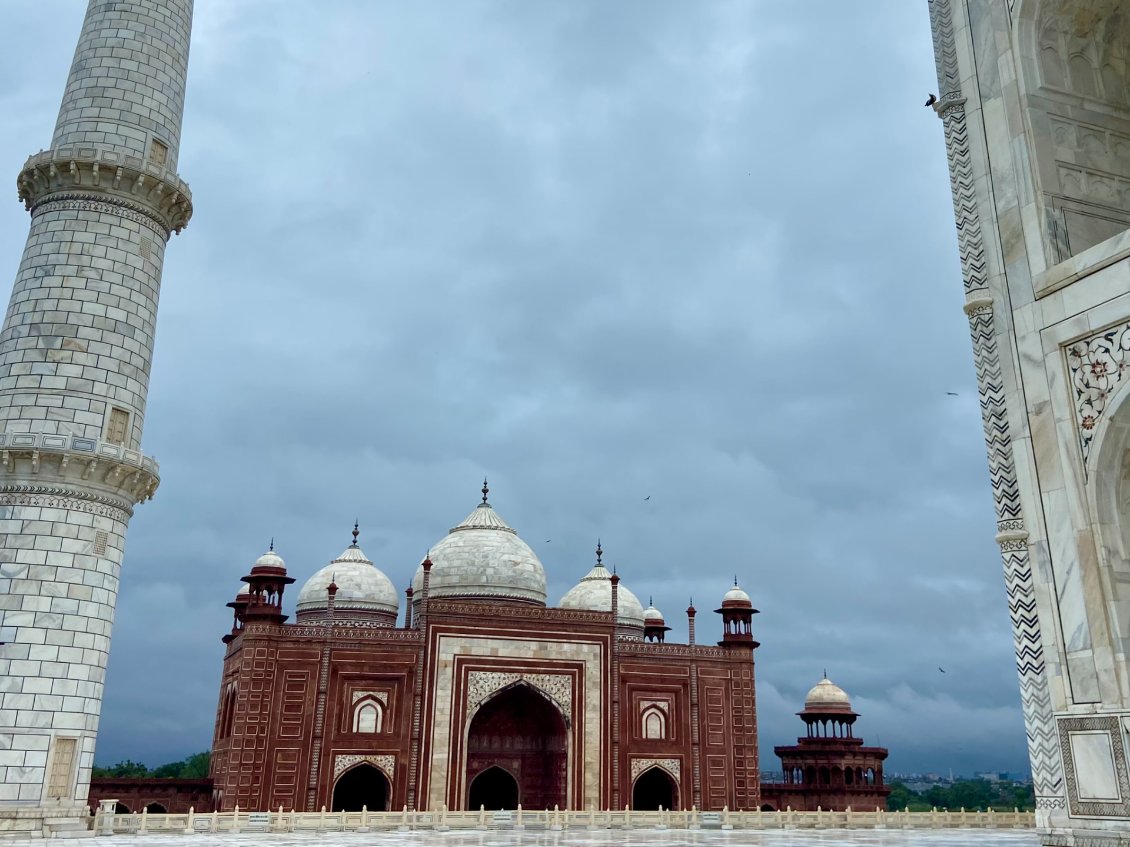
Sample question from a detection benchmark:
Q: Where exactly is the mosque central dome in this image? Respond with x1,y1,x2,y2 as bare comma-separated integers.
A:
412,482,547,606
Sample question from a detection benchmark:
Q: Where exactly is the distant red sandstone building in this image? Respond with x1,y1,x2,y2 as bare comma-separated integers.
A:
208,486,761,812
760,678,889,811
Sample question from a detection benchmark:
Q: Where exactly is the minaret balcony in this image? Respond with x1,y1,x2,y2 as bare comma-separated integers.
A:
0,431,159,507
18,146,192,234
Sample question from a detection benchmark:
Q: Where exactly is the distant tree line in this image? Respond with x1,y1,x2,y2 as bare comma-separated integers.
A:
91,752,210,780
886,779,1035,812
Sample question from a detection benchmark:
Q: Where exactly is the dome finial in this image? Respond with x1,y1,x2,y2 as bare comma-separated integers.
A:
482,477,489,504
351,520,359,547
596,539,603,565
824,667,827,679
269,537,274,552
734,574,739,587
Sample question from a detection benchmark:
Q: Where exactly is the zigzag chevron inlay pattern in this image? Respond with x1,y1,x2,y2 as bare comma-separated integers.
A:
927,0,1064,801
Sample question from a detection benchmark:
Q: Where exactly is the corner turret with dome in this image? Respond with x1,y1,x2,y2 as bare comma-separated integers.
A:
715,577,758,648
297,523,400,625
411,479,547,609
643,597,670,642
559,541,646,636
761,674,889,811
237,542,295,628
210,478,766,814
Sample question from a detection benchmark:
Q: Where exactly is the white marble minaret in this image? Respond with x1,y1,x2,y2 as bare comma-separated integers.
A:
0,0,193,835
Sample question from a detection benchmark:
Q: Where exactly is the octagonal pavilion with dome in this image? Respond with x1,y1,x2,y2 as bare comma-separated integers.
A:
208,482,761,814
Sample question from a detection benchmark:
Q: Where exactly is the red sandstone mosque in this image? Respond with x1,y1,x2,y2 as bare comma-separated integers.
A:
197,481,886,814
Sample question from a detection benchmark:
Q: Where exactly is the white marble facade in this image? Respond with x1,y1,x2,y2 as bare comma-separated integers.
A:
927,1,1130,844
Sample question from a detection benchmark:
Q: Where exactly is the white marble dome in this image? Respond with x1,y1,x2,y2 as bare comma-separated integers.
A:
412,494,547,606
253,549,286,570
804,677,852,710
644,602,664,624
722,584,752,605
559,555,646,630
296,540,399,620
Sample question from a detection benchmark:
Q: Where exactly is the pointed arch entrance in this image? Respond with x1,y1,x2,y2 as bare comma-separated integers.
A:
465,682,567,810
632,766,677,811
468,766,519,810
331,763,390,812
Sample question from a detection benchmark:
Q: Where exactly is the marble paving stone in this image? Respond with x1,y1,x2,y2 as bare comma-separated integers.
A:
4,831,1038,847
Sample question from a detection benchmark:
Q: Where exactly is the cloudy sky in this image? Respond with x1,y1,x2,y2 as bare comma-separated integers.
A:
0,0,1028,778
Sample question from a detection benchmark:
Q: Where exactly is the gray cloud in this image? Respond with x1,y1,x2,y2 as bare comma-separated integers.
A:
0,0,1028,776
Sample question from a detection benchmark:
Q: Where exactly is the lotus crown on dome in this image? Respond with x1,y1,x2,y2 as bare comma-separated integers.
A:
804,676,852,710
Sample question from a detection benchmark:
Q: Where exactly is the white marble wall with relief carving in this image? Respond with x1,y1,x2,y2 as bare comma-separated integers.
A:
928,1,1130,845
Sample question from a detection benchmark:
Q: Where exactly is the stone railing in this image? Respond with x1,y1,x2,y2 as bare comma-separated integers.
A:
91,801,1036,836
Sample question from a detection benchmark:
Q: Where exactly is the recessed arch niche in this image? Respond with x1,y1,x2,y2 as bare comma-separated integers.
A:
1016,0,1130,261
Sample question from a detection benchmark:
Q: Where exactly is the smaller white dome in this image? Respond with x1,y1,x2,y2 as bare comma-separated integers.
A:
804,677,852,710
296,540,399,619
237,583,250,596
559,550,645,630
723,583,751,605
644,602,665,624
253,549,286,570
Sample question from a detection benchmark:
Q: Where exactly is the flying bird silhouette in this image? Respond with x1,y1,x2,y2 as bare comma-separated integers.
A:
925,93,937,107
643,495,651,501
938,667,946,673
946,392,958,396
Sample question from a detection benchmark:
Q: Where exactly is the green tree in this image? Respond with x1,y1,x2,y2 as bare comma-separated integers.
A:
91,760,150,778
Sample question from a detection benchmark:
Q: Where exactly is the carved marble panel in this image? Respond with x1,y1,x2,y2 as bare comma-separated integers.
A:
333,753,395,781
630,757,680,783
1058,716,1130,816
466,671,571,718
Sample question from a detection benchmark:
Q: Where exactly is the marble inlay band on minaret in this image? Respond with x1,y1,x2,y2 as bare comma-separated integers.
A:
0,0,193,830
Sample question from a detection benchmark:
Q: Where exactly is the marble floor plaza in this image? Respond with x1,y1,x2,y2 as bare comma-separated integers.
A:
27,832,1038,847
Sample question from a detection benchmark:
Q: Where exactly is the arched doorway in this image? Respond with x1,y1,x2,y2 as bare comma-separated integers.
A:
465,683,567,810
468,766,519,810
331,763,390,812
631,766,677,811
144,803,167,814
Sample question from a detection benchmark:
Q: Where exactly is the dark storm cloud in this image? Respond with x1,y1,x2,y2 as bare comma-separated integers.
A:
0,0,1029,776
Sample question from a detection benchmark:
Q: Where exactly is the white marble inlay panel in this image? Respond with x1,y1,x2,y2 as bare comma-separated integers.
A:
1069,730,1120,801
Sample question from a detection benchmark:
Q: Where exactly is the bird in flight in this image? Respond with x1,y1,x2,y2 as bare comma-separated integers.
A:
643,495,651,501
946,392,958,396
938,667,946,673
925,93,937,107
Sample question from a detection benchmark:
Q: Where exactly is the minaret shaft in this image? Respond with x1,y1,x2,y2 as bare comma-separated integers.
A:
0,0,193,830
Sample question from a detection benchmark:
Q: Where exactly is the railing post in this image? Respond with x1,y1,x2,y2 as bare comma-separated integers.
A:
515,803,523,830
137,806,148,836
479,804,486,827
722,804,732,830
844,806,852,828
230,804,239,834
399,804,409,832
183,806,195,835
